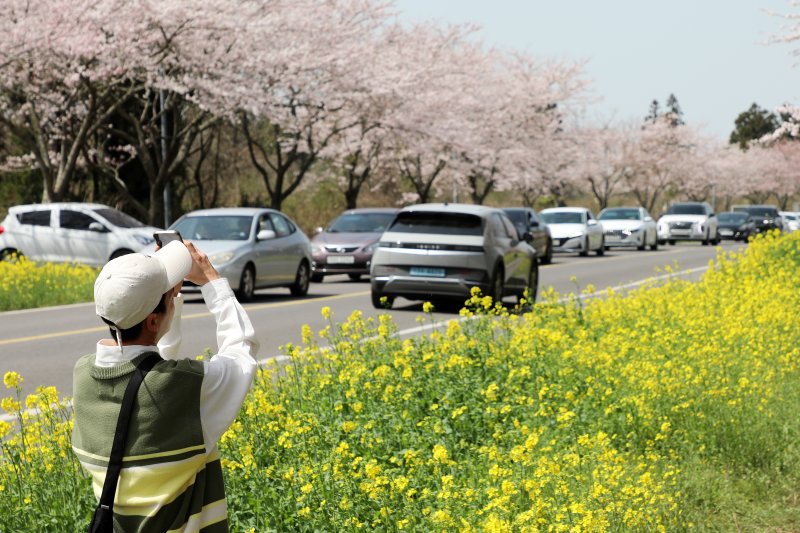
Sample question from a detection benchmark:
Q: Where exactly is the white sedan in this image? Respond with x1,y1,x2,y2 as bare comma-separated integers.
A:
597,206,658,251
540,207,605,256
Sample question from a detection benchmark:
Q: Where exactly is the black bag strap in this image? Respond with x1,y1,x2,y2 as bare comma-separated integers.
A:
97,352,162,513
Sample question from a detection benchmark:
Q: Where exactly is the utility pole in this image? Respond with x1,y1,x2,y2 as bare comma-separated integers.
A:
160,87,172,228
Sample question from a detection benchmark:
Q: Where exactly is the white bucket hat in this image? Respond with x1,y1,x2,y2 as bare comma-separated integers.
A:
95,241,192,330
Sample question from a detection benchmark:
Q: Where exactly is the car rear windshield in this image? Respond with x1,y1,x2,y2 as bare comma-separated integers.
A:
328,212,396,233
666,204,706,215
388,212,483,235
172,215,253,240
598,208,640,220
93,208,146,228
718,213,748,223
541,211,583,224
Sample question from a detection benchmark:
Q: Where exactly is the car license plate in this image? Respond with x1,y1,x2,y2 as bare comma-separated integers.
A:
327,255,355,264
719,229,733,236
672,229,689,235
410,266,446,277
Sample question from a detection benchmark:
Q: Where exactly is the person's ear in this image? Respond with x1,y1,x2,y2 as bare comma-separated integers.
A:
144,312,161,334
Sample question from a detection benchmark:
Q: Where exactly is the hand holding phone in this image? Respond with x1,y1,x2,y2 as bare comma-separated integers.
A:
153,230,183,248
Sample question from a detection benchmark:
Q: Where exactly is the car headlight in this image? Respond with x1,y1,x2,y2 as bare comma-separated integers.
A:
623,226,641,236
134,234,155,246
364,242,379,254
209,251,236,265
310,243,324,254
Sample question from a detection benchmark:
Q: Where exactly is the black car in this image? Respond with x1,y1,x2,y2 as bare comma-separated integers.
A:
502,207,553,264
732,205,784,234
716,212,755,241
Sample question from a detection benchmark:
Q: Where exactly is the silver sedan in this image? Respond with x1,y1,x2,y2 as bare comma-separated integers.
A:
170,207,312,301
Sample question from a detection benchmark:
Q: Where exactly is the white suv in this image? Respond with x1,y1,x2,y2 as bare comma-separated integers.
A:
0,203,159,266
657,201,720,246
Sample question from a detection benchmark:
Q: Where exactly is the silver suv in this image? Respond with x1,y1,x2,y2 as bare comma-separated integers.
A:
0,203,159,266
370,203,538,309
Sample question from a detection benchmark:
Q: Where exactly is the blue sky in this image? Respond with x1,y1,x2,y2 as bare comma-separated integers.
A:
393,0,800,141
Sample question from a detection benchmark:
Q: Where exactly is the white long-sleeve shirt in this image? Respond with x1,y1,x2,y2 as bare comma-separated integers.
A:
94,278,259,453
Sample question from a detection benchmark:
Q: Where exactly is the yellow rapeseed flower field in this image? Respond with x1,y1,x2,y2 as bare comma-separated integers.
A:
2,232,800,531
0,255,97,311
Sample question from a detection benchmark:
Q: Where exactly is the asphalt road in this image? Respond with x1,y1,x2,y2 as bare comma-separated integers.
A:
0,241,746,398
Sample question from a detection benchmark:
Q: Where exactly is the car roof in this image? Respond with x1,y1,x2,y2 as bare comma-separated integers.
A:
600,206,640,210
340,207,400,215
540,207,588,213
180,207,274,217
9,202,111,212
399,203,504,217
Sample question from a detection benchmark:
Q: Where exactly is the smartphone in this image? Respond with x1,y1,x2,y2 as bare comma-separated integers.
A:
153,230,183,247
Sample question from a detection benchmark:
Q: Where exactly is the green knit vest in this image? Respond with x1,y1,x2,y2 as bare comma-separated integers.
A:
72,353,229,533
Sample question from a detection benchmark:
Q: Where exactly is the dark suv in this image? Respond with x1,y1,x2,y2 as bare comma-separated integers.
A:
502,207,553,264
732,205,784,234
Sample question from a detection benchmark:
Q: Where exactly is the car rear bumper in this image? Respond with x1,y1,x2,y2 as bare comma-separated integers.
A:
372,275,489,300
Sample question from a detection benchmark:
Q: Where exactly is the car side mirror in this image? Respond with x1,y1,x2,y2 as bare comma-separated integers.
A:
89,222,107,232
314,226,324,235
257,229,277,241
587,219,597,226
522,231,534,244
530,220,540,227
644,216,653,222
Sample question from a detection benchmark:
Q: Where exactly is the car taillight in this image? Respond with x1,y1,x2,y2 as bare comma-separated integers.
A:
0,226,4,235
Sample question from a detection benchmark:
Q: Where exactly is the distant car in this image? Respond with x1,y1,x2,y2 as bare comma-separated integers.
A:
780,211,800,232
657,201,719,245
539,207,605,256
167,207,312,301
0,202,159,266
717,211,756,241
597,206,658,251
310,208,399,282
370,203,538,309
732,205,784,234
502,207,553,264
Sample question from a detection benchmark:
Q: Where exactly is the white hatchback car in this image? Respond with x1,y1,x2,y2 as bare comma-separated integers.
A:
539,207,605,256
0,203,159,266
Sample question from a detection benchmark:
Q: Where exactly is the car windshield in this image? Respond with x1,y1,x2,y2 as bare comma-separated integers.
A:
388,212,483,235
741,207,778,218
172,215,253,240
666,204,706,215
718,213,748,223
502,209,527,225
328,212,396,233
541,211,583,224
93,208,147,228
598,208,641,221
783,214,797,221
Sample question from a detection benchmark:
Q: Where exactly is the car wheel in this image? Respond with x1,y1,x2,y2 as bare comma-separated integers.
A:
490,265,504,303
637,236,646,251
110,249,134,261
0,248,20,261
650,234,658,251
596,237,604,256
371,289,394,309
348,273,361,281
517,261,539,309
668,240,676,245
290,261,310,296
310,272,324,283
236,264,256,302
712,230,721,245
579,237,589,257
540,238,553,264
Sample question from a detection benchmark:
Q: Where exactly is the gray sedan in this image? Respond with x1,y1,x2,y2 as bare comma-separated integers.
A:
170,207,312,300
